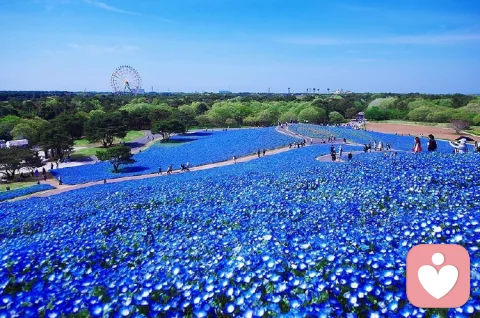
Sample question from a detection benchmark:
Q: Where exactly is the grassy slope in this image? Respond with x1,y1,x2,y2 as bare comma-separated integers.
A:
0,181,37,191
73,130,145,157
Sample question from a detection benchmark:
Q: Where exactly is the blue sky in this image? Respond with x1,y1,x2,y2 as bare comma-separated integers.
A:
1,0,480,93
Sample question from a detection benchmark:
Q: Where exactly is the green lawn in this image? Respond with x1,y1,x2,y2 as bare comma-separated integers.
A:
0,181,37,192
73,147,106,157
467,130,480,136
74,139,91,147
118,130,145,143
75,131,145,148
72,131,144,158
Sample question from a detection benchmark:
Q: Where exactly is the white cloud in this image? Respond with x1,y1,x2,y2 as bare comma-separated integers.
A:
82,0,141,15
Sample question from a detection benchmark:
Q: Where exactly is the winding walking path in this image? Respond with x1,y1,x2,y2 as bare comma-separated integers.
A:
6,126,370,203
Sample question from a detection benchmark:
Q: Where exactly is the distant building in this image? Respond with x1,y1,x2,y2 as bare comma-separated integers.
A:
135,88,145,94
6,139,29,148
219,90,232,94
333,89,353,95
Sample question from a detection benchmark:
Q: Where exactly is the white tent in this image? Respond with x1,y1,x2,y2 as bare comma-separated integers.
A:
6,139,29,148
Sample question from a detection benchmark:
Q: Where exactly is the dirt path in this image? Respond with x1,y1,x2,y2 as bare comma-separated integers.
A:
366,122,480,142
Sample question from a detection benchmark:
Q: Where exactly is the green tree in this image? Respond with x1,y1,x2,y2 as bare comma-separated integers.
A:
177,106,197,131
0,147,41,180
97,145,135,173
279,111,298,123
345,107,358,119
148,106,174,123
407,106,431,121
84,112,128,147
52,113,86,140
151,119,186,142
192,102,209,115
11,123,37,144
39,123,74,159
225,118,237,127
0,115,21,140
472,114,480,126
298,107,326,123
365,107,389,120
329,111,345,124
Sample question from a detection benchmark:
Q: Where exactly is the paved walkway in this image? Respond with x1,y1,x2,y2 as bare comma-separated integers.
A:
6,125,376,202
8,145,299,202
276,124,362,146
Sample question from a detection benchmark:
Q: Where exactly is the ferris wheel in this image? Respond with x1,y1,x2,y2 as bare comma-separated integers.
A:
110,65,142,95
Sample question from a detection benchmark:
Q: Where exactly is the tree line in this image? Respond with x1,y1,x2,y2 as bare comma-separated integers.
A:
0,92,478,162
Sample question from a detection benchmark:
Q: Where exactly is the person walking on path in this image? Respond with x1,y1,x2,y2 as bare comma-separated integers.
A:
263,149,266,156
257,150,261,158
412,137,422,153
347,152,353,160
339,146,343,158
233,156,237,164
42,167,46,176
427,134,437,152
331,152,337,162
50,163,54,170
167,164,173,175
158,167,162,174
34,169,39,178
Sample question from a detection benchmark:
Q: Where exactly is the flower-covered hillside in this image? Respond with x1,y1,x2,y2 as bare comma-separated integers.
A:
1,146,479,317
50,128,299,184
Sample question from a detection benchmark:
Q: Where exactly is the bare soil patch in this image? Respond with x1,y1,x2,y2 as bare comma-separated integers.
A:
366,122,480,142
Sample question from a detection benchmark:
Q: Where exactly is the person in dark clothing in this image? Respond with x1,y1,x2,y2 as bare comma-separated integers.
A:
43,174,47,181
158,167,162,174
427,134,437,151
257,150,261,158
42,167,46,176
331,152,336,162
263,149,266,156
330,145,335,154
348,152,353,160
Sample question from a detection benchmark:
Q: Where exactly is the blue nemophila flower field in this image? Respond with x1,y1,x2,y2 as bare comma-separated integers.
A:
0,184,55,202
0,140,479,317
50,128,299,185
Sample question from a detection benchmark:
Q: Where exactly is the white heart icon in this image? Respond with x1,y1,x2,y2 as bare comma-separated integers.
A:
418,264,458,299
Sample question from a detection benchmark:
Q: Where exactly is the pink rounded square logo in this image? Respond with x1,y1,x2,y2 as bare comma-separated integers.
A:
406,244,470,308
